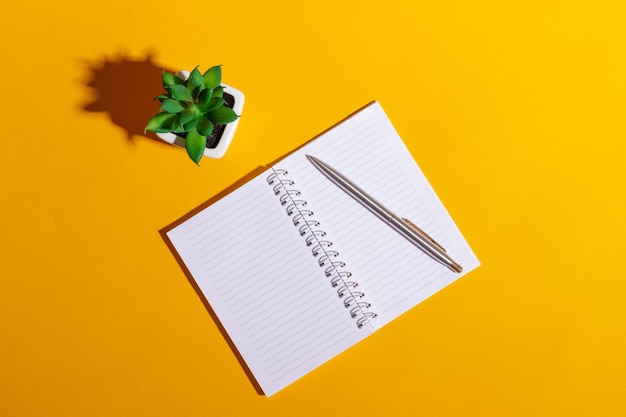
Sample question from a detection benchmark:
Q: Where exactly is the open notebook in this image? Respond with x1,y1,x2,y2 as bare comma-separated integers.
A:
162,102,480,396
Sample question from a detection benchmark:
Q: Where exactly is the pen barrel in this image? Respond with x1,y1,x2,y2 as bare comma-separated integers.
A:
387,215,463,273
357,194,462,274
308,156,462,273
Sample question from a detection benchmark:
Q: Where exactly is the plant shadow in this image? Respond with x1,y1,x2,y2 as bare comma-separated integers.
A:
81,52,172,142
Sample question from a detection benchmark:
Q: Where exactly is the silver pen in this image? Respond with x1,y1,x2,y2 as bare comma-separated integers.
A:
306,155,462,273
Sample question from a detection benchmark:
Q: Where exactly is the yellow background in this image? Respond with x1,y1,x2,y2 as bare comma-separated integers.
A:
2,0,625,415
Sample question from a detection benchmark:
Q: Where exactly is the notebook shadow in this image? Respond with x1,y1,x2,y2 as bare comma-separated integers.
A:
80,52,171,143
159,166,269,397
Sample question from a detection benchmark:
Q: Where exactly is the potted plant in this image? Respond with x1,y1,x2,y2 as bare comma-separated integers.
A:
145,65,244,164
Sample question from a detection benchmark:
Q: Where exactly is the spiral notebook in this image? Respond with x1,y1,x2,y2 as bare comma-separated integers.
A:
162,101,480,396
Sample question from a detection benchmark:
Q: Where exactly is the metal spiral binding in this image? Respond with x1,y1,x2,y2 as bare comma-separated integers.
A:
267,167,377,329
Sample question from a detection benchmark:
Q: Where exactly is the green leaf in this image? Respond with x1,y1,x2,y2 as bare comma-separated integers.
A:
182,117,199,131
206,106,238,125
177,108,198,127
169,117,185,133
196,117,215,137
167,84,193,103
203,65,222,89
187,66,205,99
212,86,224,99
197,88,213,109
162,71,184,87
185,128,206,165
154,94,170,102
145,112,179,133
199,96,225,113
160,99,185,113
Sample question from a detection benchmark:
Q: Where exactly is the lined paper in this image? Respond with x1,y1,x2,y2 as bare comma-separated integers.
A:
166,172,367,396
165,102,479,396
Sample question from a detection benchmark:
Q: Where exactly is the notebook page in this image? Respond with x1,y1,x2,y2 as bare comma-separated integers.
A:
166,173,370,397
165,101,479,397
268,102,480,331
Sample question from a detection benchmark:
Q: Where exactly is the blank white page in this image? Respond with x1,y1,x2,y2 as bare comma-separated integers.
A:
165,101,479,397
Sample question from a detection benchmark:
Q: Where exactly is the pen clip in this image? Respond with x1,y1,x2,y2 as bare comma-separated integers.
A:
402,218,447,253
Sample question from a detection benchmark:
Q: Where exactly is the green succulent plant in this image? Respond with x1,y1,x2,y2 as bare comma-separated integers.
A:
145,65,239,164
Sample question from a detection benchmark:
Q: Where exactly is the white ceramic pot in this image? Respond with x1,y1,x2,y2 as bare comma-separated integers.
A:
156,70,245,159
